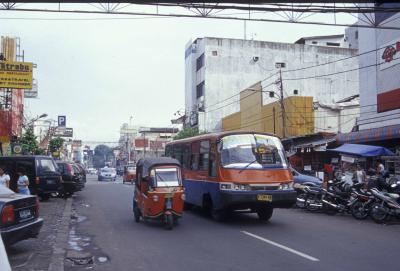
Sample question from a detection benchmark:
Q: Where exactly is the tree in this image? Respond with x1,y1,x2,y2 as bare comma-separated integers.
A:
19,130,39,155
93,145,114,168
49,137,65,152
173,127,206,140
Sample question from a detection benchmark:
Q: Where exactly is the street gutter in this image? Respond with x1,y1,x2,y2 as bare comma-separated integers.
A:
48,197,73,271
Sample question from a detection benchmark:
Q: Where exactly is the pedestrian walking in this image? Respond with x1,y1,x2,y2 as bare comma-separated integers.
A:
17,168,30,195
0,166,10,188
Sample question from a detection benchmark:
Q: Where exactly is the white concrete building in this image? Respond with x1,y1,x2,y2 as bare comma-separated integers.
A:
185,36,359,133
356,5,400,131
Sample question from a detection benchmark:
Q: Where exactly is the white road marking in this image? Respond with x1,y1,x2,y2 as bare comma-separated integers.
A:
241,231,320,262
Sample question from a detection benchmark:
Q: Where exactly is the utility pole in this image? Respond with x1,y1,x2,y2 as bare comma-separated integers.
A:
143,131,146,158
279,69,286,138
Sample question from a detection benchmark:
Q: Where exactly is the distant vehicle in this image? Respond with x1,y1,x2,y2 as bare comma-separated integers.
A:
165,132,296,221
291,168,322,192
87,168,97,175
56,161,85,196
0,186,43,246
98,167,117,182
0,156,63,201
123,165,136,184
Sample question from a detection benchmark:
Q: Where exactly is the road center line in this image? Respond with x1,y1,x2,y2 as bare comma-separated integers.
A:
241,231,320,262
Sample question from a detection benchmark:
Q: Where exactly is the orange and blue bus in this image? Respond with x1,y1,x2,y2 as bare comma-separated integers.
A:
165,131,296,221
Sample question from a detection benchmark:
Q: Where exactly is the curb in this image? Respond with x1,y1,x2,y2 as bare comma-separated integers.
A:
48,198,73,271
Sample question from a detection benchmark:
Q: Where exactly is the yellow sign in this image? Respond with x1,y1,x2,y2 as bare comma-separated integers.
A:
0,61,33,89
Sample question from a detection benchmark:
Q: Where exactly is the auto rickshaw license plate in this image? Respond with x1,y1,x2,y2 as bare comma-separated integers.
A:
164,193,174,199
257,194,272,202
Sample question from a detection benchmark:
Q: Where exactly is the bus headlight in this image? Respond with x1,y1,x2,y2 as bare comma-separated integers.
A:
279,182,293,190
220,183,233,190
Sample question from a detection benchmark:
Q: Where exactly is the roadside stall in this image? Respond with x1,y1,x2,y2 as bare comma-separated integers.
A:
381,156,400,184
329,143,395,185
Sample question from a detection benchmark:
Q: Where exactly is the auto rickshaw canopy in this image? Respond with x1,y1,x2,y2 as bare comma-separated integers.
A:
136,157,181,178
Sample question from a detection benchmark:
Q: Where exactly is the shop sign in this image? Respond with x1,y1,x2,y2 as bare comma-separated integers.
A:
341,155,355,163
380,40,400,70
0,61,33,89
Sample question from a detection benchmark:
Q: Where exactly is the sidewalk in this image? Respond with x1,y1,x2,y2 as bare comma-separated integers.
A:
7,197,72,271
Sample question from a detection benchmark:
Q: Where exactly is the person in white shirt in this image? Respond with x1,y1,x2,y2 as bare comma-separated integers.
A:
17,168,30,195
0,167,10,188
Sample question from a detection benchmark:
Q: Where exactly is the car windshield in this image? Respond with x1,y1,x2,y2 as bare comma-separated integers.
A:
219,134,287,169
151,168,180,187
127,167,136,171
38,159,58,173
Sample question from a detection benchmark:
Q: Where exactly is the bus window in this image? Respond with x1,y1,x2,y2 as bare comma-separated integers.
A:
199,140,210,171
173,144,183,164
165,145,172,157
182,144,191,169
191,142,199,170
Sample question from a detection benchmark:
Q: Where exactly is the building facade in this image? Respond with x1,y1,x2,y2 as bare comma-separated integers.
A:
185,36,359,134
337,3,400,151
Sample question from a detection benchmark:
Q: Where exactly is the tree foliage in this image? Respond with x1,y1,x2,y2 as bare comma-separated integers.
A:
173,127,206,140
93,144,114,168
19,130,40,155
49,137,65,152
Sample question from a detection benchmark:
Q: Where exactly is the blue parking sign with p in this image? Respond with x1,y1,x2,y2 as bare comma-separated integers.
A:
58,115,66,127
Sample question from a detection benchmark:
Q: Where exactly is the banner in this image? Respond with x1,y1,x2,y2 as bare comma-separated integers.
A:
0,61,33,89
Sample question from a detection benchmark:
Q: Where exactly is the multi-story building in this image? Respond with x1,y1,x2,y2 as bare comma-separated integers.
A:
134,127,178,160
184,35,359,134
337,3,400,151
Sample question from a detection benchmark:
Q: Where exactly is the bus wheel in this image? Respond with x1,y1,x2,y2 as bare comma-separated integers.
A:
211,208,229,222
256,207,273,221
183,202,193,211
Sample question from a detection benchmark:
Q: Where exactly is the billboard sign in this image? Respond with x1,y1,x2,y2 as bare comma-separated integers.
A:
54,127,73,137
58,115,66,127
0,61,33,89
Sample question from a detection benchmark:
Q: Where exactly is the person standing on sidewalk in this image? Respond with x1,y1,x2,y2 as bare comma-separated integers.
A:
0,166,10,188
17,168,30,195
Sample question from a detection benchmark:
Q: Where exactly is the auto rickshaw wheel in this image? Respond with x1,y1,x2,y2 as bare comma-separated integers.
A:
134,207,141,223
165,214,174,230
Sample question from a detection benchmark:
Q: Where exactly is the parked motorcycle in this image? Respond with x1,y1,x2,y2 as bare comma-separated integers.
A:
348,184,375,220
369,183,400,224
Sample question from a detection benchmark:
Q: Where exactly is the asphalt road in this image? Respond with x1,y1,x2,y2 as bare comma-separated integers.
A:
67,175,400,271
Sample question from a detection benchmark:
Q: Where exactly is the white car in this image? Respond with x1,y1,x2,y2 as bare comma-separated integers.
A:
98,167,117,182
0,235,11,271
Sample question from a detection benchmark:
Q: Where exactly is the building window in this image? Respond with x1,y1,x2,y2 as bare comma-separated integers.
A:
326,42,340,46
196,53,204,71
312,41,318,44
212,50,218,56
196,81,205,99
355,30,358,39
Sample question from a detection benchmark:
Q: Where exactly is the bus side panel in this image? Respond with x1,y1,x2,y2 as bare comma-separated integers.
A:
183,178,220,208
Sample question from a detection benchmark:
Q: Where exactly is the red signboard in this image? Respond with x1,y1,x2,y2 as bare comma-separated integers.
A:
377,87,400,113
135,138,149,148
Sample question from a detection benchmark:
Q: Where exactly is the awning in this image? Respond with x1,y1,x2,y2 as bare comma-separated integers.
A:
329,143,395,157
336,124,400,144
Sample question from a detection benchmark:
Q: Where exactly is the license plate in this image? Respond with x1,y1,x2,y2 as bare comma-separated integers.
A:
19,209,32,219
257,194,272,202
47,180,55,184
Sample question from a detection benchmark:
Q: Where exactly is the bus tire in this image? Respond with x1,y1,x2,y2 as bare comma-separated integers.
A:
256,207,273,221
211,208,229,222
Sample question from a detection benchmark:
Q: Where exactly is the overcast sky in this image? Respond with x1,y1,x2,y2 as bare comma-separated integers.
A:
1,9,355,143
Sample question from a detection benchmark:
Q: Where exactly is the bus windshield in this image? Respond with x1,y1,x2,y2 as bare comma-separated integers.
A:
219,134,287,169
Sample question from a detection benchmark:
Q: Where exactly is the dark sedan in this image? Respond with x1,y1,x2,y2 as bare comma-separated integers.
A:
0,187,43,246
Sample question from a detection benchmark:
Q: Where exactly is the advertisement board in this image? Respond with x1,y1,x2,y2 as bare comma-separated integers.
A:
54,127,73,137
0,61,33,89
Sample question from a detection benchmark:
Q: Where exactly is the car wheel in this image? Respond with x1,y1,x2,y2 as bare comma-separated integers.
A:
256,207,273,221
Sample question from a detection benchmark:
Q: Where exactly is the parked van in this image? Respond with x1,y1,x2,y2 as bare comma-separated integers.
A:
0,156,63,200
